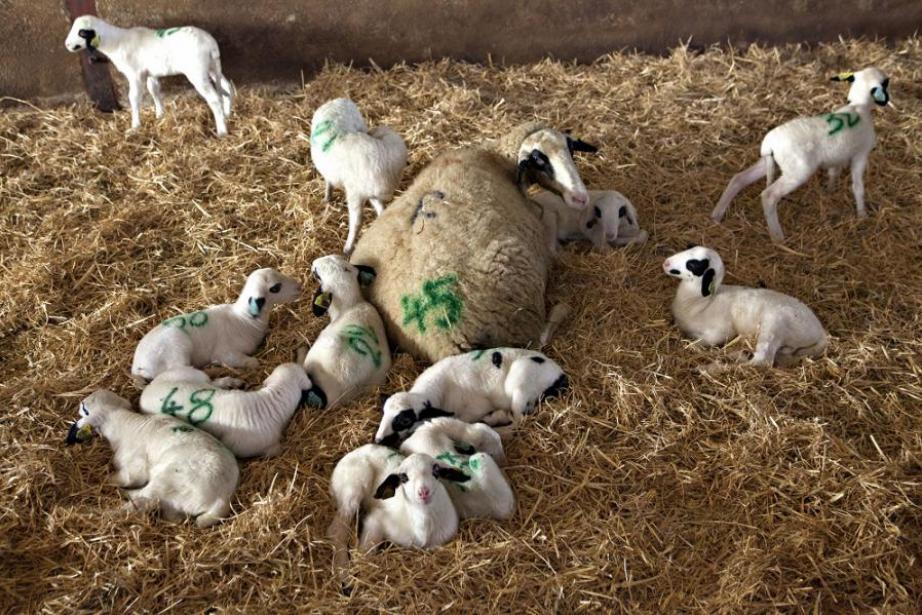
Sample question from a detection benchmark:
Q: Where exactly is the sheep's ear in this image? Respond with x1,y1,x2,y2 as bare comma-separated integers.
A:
355,265,376,287
516,158,534,190
419,406,453,421
433,465,470,483
373,474,401,499
701,268,716,297
566,136,598,154
831,72,855,83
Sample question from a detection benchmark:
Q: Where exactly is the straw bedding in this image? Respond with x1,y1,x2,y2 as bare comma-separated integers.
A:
2,38,921,612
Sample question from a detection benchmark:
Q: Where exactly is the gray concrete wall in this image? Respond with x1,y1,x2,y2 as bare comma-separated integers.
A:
3,0,921,101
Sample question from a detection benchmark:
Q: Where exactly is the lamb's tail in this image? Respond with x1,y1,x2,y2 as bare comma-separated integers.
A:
763,153,775,187
538,302,571,348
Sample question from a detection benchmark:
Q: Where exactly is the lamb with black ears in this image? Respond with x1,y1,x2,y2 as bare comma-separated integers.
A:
300,255,391,409
663,245,827,371
374,347,568,447
131,268,300,385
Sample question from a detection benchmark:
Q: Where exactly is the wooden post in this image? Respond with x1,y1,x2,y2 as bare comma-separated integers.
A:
64,0,120,112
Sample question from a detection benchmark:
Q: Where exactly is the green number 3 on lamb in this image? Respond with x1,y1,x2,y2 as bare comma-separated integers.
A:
341,324,383,368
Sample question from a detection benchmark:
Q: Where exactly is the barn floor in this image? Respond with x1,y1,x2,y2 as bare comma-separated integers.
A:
2,39,921,612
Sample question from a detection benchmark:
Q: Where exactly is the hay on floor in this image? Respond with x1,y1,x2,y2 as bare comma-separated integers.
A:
1,37,921,612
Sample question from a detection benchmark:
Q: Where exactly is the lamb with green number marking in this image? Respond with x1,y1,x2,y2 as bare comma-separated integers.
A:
64,16,235,137
374,347,568,447
712,67,892,243
131,268,301,386
400,417,514,520
138,363,314,458
300,255,391,410
66,390,239,528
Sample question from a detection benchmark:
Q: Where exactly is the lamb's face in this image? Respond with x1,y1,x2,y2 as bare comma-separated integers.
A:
663,245,726,297
511,354,569,414
309,255,375,316
264,363,314,402
244,268,301,318
66,390,130,445
835,67,891,108
517,129,595,209
65,16,100,53
375,393,453,447
373,453,469,506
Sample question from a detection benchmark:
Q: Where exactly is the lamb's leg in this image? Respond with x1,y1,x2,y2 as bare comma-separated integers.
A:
541,209,560,254
324,181,333,203
213,376,246,389
343,194,364,254
110,465,148,489
612,229,648,246
146,76,165,119
850,154,869,219
211,70,234,117
195,498,231,528
826,166,841,192
187,72,228,137
711,159,767,222
749,330,781,367
370,198,385,216
127,76,144,132
214,350,259,370
358,516,385,552
760,174,806,243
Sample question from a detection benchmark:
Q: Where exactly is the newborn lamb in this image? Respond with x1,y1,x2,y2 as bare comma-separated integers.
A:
663,245,827,370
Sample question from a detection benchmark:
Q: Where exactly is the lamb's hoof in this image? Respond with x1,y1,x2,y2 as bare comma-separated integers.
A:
857,210,869,219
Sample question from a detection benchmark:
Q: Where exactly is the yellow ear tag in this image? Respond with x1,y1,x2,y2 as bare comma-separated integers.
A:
91,35,101,48
314,292,331,309
709,279,716,295
836,71,854,81
77,424,94,442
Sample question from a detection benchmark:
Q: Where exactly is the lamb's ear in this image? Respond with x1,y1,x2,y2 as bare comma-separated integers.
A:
433,465,471,483
373,474,401,499
516,158,534,191
419,406,453,420
355,265,376,287
701,268,716,297
831,72,855,83
566,136,599,154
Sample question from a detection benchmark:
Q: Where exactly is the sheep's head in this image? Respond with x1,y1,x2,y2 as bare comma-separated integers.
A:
241,268,301,318
663,245,726,298
832,67,891,108
373,453,469,505
375,393,453,447
507,354,569,415
517,128,596,209
263,362,317,404
310,255,375,317
65,15,103,53
66,390,131,445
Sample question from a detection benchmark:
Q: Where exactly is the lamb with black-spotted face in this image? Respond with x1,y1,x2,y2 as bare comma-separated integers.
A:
532,189,648,253
131,268,301,385
374,347,569,446
663,245,827,370
299,254,391,410
516,127,596,209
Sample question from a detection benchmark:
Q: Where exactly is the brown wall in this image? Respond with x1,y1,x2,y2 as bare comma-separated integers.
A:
3,0,922,102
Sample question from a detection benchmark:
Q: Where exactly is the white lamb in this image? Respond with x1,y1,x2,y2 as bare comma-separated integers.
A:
374,347,568,447
65,16,235,136
131,268,301,385
400,418,514,520
711,67,892,242
663,245,827,371
310,98,408,253
66,390,238,527
138,363,313,458
532,189,648,253
328,444,469,570
300,254,391,409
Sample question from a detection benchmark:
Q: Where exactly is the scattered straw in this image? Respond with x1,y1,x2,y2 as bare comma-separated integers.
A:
2,38,921,612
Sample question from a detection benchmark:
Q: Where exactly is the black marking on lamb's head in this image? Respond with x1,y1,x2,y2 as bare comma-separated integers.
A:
618,206,627,218
542,374,569,399
492,351,503,368
377,432,401,448
392,408,418,432
566,136,599,154
685,258,710,277
516,149,554,190
454,442,476,455
586,219,597,229
374,474,401,499
418,405,453,421
433,466,471,483
668,269,681,275
530,356,546,364
65,422,81,445
300,383,327,409
594,206,602,218
78,28,97,50
701,268,716,297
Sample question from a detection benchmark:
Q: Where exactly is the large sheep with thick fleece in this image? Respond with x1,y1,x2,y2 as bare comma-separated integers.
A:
66,390,238,527
350,122,596,362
